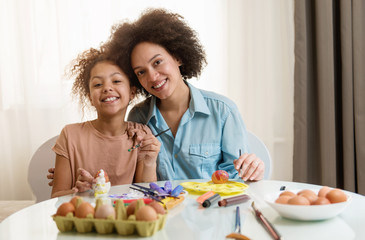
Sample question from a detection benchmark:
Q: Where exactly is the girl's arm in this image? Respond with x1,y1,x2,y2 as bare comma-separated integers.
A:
51,154,76,198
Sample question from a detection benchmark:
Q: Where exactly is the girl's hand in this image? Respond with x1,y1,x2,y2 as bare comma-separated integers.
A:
74,168,95,192
233,153,265,181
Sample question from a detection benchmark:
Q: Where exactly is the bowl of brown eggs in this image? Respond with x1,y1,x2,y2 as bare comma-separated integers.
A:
265,186,352,221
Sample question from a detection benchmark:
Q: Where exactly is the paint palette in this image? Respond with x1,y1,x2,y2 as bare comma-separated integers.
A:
180,181,249,195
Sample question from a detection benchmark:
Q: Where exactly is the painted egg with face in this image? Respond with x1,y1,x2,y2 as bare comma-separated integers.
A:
211,170,229,184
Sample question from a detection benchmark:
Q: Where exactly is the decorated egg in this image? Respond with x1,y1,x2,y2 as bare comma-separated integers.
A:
93,169,111,198
211,170,229,184
94,169,109,183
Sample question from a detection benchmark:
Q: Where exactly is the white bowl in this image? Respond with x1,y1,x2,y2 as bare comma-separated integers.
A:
265,189,352,221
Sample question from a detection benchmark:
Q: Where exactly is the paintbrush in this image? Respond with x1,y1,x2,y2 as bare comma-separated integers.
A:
129,186,164,203
128,127,170,152
226,206,251,240
251,201,282,240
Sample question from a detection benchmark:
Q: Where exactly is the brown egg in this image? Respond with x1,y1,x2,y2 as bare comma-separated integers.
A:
275,195,292,204
279,191,296,198
126,200,138,216
75,202,94,218
95,204,115,219
287,196,310,205
70,196,81,208
300,193,318,204
326,189,347,203
312,197,331,205
135,205,158,221
148,201,166,215
318,186,331,198
56,202,75,216
297,189,316,197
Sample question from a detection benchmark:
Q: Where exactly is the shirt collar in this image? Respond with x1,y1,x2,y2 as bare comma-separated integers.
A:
145,81,211,125
187,81,211,116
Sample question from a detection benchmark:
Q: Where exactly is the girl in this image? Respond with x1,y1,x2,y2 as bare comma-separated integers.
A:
51,48,160,198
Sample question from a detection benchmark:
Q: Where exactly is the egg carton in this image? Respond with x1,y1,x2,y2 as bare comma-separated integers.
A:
52,199,167,237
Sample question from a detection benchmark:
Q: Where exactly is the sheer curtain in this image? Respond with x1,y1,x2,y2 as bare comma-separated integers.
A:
0,0,294,200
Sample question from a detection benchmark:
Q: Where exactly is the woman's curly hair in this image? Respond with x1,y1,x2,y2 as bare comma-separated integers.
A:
104,8,207,97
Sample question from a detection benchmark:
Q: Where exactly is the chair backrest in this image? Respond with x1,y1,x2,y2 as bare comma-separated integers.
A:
247,131,272,179
27,135,58,203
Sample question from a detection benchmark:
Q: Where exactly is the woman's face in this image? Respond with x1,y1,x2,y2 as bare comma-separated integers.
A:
131,42,182,100
88,61,134,117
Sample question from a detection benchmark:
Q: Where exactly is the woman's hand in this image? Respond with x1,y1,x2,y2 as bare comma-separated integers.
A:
138,131,161,165
127,124,161,165
133,126,160,183
48,167,94,192
233,153,265,181
47,168,55,186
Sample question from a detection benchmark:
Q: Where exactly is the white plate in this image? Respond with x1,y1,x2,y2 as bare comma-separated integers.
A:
265,189,352,221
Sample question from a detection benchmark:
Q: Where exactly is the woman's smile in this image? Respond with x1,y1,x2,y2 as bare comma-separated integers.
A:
152,79,167,90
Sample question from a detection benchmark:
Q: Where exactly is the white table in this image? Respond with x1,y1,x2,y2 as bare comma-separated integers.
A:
1,180,364,240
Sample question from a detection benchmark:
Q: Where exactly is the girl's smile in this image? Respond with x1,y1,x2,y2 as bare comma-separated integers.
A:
102,96,119,103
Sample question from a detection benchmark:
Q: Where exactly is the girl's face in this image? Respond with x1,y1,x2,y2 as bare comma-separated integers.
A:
88,61,134,117
131,42,183,100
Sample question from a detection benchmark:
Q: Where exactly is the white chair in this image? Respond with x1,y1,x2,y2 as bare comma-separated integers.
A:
247,131,272,179
27,135,58,203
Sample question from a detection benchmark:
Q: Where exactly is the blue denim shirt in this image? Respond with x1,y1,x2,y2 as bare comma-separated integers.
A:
128,82,249,180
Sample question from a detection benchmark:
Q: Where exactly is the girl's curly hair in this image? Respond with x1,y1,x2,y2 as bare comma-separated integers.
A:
67,48,109,112
104,8,207,97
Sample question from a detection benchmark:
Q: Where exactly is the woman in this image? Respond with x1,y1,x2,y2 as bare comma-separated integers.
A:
105,8,264,181
47,9,265,188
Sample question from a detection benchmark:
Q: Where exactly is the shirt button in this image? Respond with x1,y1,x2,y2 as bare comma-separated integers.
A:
174,154,178,158
205,152,209,155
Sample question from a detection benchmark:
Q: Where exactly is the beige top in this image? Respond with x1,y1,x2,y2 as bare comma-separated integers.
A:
52,121,149,186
